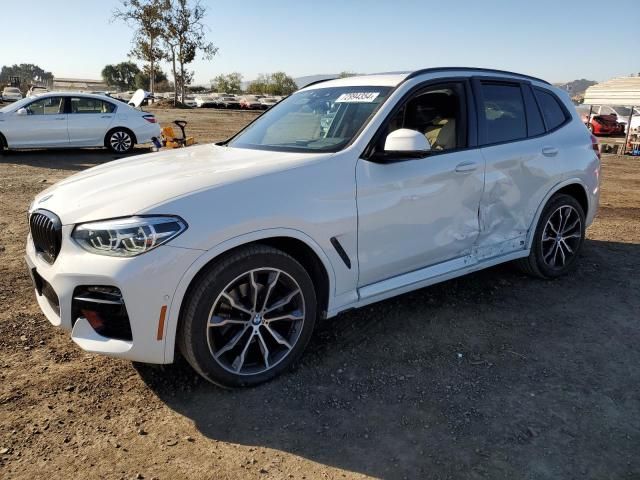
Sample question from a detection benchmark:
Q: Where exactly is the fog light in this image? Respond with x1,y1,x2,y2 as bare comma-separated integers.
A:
82,309,105,331
72,286,132,341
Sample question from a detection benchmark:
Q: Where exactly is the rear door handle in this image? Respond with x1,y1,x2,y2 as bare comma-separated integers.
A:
55,117,66,120
454,161,478,173
101,115,113,119
542,146,558,157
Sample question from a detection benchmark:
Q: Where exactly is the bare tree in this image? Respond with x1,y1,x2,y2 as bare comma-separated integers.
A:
164,0,218,104
113,0,170,100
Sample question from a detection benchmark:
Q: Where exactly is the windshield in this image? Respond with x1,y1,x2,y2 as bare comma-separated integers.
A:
228,86,392,153
613,106,640,116
4,87,20,93
0,96,34,112
614,106,633,116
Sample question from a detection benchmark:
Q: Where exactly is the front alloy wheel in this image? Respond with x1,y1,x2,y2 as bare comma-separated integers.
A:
207,268,306,376
179,246,317,387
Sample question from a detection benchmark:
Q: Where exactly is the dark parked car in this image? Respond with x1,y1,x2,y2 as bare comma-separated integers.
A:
215,96,241,109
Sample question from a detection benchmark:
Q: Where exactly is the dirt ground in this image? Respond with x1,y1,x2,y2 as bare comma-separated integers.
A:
1,107,639,480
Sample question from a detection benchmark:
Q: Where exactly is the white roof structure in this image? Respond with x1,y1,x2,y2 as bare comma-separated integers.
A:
583,77,640,106
52,77,109,92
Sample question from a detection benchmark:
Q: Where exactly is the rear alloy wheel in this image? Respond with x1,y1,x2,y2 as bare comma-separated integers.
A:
179,246,317,387
517,194,586,278
107,129,134,154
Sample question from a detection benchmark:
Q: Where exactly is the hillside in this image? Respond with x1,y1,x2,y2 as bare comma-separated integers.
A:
554,78,597,97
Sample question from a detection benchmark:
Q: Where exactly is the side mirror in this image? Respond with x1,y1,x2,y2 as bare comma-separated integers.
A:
384,128,431,156
15,108,28,116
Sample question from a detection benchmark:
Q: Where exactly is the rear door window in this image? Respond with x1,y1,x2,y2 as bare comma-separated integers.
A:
522,86,545,137
70,97,116,114
480,83,527,144
534,89,568,131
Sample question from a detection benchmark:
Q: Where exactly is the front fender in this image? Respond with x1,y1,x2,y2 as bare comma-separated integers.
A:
161,227,338,363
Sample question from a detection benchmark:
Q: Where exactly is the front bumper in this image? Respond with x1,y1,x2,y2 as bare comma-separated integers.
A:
25,226,203,363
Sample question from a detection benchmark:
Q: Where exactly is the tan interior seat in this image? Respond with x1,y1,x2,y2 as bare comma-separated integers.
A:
403,91,458,151
425,118,456,150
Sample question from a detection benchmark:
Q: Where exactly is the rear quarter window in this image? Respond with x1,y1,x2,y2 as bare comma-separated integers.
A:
534,89,568,131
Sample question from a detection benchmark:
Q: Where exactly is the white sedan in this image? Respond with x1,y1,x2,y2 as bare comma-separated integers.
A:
2,87,23,102
0,92,161,153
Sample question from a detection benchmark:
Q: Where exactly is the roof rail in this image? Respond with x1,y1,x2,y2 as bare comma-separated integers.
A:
299,77,336,89
405,67,550,85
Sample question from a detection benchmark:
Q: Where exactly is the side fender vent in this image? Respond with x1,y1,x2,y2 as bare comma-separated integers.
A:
330,237,352,269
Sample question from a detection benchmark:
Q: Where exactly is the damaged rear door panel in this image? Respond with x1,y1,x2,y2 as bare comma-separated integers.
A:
471,78,565,260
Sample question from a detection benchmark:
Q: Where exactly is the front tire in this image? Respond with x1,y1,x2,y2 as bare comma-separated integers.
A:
178,245,317,388
106,128,135,154
517,194,586,278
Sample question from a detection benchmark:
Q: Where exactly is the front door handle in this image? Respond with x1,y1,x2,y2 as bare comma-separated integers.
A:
542,146,558,157
55,117,66,120
455,161,478,173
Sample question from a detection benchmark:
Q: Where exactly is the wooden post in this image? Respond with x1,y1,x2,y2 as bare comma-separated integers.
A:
622,106,634,155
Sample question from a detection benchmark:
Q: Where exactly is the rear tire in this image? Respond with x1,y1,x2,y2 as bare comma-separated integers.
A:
106,128,135,154
178,245,317,388
517,194,586,279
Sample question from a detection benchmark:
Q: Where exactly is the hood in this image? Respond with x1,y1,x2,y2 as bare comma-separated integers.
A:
32,144,332,225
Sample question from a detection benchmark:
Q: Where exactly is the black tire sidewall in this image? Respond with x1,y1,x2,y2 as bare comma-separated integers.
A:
532,194,586,278
181,249,317,388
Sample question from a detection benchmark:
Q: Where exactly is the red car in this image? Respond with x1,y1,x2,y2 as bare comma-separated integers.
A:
585,114,625,136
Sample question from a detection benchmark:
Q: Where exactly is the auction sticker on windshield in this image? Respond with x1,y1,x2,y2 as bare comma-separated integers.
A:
335,92,380,103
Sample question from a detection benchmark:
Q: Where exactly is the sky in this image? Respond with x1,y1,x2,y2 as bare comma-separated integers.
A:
2,0,639,85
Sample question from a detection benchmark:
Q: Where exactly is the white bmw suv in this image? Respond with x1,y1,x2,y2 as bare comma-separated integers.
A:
26,68,600,387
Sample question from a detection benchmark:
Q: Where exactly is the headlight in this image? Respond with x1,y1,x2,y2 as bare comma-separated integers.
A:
72,216,187,257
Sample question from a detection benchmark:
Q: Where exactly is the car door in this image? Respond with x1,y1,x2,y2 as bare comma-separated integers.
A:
67,96,116,146
4,96,68,148
356,81,485,287
472,79,569,256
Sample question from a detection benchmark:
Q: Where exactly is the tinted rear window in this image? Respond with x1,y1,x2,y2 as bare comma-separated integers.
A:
480,83,527,144
522,86,545,137
535,89,568,131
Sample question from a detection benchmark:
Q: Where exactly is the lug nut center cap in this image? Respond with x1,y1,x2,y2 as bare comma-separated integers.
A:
252,314,263,326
